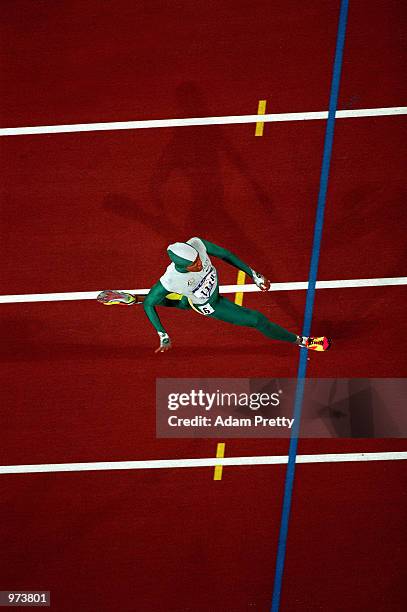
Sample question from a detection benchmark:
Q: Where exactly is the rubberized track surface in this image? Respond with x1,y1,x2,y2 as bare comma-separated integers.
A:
1,2,406,611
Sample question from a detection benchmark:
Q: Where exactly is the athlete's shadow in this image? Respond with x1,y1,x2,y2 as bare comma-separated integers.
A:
103,82,273,254
103,81,301,324
148,82,273,253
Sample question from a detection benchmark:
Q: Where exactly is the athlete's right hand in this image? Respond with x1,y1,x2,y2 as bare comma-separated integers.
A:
155,332,172,353
252,270,271,291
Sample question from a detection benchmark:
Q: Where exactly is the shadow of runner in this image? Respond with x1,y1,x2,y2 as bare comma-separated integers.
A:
103,81,302,326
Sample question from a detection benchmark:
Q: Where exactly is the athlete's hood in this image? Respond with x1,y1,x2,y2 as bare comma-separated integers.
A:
167,242,198,273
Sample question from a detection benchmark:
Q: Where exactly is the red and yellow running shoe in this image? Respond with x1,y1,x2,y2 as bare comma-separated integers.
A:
97,290,138,306
303,336,331,351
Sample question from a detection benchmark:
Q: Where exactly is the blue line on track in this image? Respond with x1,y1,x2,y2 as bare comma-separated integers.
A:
270,2,349,611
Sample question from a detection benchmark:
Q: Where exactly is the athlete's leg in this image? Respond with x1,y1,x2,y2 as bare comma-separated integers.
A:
209,296,298,343
97,291,190,310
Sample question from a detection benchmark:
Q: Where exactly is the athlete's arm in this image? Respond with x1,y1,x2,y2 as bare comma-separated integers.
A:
143,281,172,352
200,238,270,291
201,238,253,276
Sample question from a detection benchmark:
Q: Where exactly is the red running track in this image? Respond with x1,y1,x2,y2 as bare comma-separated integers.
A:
1,1,407,611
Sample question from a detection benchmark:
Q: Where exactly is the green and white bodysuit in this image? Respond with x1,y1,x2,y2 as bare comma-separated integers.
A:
143,237,297,344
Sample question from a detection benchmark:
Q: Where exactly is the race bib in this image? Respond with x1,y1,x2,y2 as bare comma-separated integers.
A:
197,303,215,315
188,300,215,316
192,267,217,300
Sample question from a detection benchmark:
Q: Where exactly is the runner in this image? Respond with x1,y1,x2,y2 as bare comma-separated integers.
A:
98,237,331,354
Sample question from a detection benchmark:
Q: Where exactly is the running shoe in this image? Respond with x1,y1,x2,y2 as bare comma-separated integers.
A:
301,336,331,351
97,290,138,306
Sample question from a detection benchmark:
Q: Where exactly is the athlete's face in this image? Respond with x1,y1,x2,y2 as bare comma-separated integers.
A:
187,255,203,272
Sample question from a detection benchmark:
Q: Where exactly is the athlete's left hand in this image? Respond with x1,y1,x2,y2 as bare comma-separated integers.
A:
252,270,271,291
155,332,172,353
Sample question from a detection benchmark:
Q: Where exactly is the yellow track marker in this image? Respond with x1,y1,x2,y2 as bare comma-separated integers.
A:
214,270,246,481
255,99,267,136
213,442,225,480
234,270,246,306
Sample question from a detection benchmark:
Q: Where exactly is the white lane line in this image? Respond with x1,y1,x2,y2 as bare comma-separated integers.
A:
1,452,406,474
0,106,406,136
0,277,406,304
